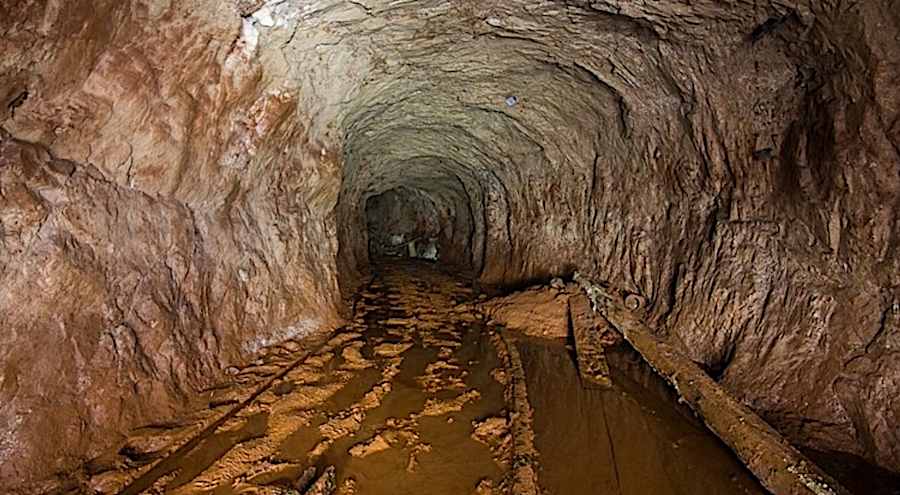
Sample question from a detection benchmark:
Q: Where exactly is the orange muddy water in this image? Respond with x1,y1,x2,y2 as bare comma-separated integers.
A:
71,261,775,494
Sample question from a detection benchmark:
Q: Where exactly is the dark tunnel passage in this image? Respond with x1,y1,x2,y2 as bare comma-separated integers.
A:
333,46,627,302
363,183,476,266
364,187,443,261
1,1,900,494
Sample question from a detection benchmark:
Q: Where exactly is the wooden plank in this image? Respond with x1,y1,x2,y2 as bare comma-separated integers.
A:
491,331,541,495
119,345,320,495
598,301,852,495
569,295,613,388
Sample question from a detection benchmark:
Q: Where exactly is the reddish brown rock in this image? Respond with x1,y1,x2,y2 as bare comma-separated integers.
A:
0,2,344,489
479,287,571,339
1,0,899,489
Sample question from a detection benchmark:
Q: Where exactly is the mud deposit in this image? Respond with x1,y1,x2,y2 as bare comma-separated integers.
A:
70,261,511,494
65,261,846,494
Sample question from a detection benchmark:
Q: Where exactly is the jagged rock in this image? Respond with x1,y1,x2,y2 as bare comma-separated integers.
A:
1,0,899,488
336,478,358,495
569,294,615,388
340,343,372,370
420,390,481,417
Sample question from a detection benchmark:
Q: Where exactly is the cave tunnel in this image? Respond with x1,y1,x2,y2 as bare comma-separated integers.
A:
1,1,899,494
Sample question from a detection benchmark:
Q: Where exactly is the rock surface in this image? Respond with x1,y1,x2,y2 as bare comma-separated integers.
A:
1,0,899,488
0,1,345,488
62,260,515,494
479,286,572,339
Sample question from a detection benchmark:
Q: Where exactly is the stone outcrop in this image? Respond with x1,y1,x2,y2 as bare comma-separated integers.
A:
1,0,898,489
479,285,572,339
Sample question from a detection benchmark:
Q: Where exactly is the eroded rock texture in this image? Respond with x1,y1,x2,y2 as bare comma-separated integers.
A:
1,1,344,489
1,0,899,490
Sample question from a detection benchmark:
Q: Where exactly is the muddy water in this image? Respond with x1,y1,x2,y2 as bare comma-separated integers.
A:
516,336,766,494
74,261,779,495
83,261,514,495
307,284,508,495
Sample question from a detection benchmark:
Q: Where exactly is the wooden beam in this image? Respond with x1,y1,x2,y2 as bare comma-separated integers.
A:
580,296,852,495
569,295,613,388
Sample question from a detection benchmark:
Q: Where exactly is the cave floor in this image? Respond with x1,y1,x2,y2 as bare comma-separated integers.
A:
77,260,768,495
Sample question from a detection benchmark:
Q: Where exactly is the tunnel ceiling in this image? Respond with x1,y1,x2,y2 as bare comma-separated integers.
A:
303,0,698,293
1,0,899,490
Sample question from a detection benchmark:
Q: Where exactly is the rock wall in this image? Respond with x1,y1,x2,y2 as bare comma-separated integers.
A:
1,1,344,489
1,0,898,489
330,1,900,470
329,0,900,474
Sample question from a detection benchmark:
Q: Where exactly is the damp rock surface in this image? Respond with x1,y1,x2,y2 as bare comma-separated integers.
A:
54,260,782,495
479,285,573,339
1,0,900,488
63,261,512,495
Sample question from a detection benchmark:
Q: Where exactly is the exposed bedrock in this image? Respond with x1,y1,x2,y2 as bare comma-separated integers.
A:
1,0,899,490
